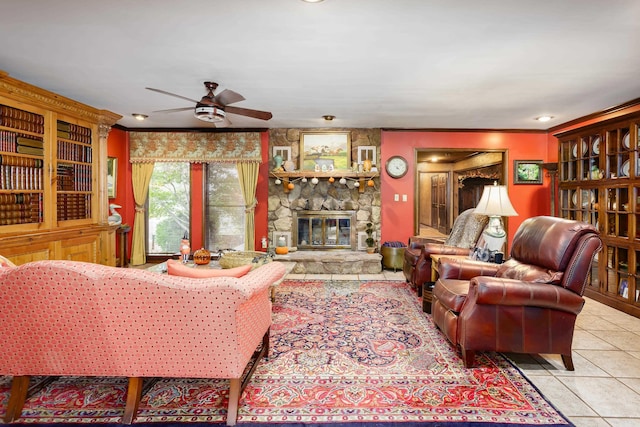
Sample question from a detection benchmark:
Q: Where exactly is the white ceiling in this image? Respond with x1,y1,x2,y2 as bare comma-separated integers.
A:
1,0,639,131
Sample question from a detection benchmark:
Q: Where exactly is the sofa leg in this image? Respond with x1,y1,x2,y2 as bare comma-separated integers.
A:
561,354,575,371
122,377,143,424
461,348,476,368
227,378,241,426
263,328,270,360
4,375,30,423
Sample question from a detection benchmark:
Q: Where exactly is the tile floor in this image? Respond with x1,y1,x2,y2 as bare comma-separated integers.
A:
286,269,640,427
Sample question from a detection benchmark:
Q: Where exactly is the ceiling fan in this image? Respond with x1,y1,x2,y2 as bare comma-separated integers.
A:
146,81,272,126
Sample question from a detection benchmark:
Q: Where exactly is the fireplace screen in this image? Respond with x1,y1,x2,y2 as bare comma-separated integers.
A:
293,210,356,250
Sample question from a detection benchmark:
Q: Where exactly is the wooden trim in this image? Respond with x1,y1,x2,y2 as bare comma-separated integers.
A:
381,127,548,133
0,70,121,126
549,98,640,134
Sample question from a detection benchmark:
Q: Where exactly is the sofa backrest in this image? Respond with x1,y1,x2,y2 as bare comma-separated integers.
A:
0,260,285,379
497,216,601,294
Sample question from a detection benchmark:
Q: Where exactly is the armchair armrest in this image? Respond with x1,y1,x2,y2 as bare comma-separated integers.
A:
421,242,470,257
409,236,446,249
438,258,500,281
469,276,585,315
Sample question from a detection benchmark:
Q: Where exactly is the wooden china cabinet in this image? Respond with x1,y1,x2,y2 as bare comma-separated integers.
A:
556,111,640,318
0,71,121,266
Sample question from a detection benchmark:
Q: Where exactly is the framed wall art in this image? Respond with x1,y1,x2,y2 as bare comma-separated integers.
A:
300,131,351,172
107,157,117,198
272,146,291,162
514,160,543,184
357,146,376,166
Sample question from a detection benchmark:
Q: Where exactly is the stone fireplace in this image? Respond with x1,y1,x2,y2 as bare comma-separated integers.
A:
267,128,381,253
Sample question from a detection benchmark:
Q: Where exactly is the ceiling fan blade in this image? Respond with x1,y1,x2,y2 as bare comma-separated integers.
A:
146,87,200,104
225,105,273,120
215,89,245,106
152,106,193,114
215,116,232,128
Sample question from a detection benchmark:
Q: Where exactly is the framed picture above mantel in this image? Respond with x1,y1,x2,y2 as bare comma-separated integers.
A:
300,131,351,172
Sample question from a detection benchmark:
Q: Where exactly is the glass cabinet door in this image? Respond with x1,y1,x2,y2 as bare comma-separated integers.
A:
606,126,631,179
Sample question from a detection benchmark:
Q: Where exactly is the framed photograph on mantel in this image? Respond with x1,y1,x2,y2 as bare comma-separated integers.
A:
300,131,351,172
514,160,543,185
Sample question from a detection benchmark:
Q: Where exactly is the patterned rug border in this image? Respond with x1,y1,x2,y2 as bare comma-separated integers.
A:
0,279,575,427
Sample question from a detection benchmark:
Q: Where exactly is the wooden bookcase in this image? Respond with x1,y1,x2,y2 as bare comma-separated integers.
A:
556,111,640,318
0,71,121,266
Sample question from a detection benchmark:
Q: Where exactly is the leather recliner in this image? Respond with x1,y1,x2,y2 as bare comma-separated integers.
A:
431,216,602,370
403,208,488,294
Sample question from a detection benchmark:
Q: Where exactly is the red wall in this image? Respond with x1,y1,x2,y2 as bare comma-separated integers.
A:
380,131,552,247
106,128,134,257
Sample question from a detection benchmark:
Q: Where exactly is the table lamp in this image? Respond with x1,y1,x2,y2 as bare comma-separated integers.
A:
474,181,518,253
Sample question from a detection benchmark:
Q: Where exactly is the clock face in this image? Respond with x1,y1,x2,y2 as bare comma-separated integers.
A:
386,156,408,178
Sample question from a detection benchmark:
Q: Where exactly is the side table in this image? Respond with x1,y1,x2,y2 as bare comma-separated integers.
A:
116,226,130,268
424,254,469,313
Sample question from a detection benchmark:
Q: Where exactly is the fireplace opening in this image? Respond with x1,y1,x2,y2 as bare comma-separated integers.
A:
293,210,357,250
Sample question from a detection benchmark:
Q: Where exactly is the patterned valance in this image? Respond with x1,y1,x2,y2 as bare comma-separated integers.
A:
129,131,262,163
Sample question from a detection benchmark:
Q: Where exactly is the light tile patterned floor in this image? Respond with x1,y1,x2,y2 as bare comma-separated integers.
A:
292,270,640,427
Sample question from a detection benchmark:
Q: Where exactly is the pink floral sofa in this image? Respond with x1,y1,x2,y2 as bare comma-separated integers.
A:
0,259,286,425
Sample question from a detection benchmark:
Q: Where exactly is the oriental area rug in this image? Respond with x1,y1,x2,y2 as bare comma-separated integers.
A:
0,279,573,427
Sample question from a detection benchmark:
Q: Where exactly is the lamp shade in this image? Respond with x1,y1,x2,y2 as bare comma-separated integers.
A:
474,183,518,217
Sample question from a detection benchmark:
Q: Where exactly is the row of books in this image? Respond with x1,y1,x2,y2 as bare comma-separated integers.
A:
0,105,45,124
0,165,43,190
0,193,38,204
57,140,92,163
0,154,44,168
1,116,45,134
0,131,45,156
57,120,92,144
0,193,42,225
57,193,91,220
57,163,92,192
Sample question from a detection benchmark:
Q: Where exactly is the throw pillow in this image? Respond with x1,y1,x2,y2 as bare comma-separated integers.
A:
166,259,251,278
0,255,16,268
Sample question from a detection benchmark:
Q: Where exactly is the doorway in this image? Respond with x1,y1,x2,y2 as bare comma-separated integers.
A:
415,149,506,236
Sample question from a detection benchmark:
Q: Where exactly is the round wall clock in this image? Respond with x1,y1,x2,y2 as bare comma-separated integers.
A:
385,155,408,178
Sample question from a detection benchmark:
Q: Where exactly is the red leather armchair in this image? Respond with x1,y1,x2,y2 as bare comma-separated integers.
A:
431,216,602,370
403,208,488,295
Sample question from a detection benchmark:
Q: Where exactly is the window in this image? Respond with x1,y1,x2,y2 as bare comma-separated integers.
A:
205,163,245,251
147,162,190,255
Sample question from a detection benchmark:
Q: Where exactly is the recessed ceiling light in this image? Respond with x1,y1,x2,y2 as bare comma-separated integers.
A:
302,0,325,3
535,115,553,122
322,115,335,121
132,113,148,121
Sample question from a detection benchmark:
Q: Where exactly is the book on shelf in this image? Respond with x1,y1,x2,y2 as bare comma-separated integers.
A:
16,145,44,156
57,130,71,139
16,136,44,148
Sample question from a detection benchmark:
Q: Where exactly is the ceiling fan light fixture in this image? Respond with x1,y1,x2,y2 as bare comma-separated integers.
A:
195,105,226,123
